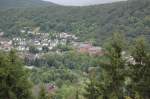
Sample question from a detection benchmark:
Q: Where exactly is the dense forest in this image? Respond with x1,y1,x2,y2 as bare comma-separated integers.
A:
0,0,150,44
0,0,54,8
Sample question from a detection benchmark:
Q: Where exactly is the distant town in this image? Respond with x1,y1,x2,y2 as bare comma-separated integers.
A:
0,28,104,60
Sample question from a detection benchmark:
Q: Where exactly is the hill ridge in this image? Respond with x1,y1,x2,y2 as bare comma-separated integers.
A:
0,0,55,8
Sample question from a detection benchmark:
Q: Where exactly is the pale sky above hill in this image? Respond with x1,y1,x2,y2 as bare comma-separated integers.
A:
43,0,126,6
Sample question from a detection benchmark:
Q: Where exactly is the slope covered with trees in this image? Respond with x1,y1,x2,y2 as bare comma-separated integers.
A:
0,0,150,99
0,0,55,9
0,0,150,44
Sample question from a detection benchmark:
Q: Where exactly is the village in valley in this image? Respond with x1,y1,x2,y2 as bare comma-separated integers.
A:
0,27,104,63
0,28,135,94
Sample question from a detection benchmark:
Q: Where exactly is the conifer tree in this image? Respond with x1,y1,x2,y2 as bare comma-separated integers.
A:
100,33,126,99
0,50,33,99
75,89,79,99
130,37,150,99
38,84,49,99
84,67,100,99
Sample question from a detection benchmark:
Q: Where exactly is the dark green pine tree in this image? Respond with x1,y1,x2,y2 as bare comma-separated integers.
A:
100,33,126,99
75,89,79,99
84,67,100,99
0,50,33,99
130,37,150,99
38,84,49,99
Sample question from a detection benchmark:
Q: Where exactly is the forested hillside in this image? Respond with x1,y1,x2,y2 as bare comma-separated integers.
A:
0,0,55,8
0,0,150,44
0,0,150,98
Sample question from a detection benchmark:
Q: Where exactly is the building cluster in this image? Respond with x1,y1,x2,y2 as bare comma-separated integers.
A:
0,32,13,51
0,29,104,57
0,38,13,51
73,42,104,56
0,31,78,52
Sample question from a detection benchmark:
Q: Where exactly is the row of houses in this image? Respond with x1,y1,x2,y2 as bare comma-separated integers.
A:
0,30,104,57
0,32,78,52
15,32,77,52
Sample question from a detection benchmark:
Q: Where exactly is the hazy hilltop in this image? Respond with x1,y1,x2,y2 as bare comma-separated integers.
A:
0,0,55,8
44,0,127,6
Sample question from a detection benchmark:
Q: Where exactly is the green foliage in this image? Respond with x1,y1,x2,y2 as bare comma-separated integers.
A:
84,79,100,99
55,84,77,99
30,67,80,86
26,51,100,70
83,67,101,99
129,37,150,99
29,45,39,54
55,44,73,52
75,89,79,99
38,84,49,99
42,46,49,53
0,50,33,99
85,34,150,99
98,33,126,99
0,0,54,9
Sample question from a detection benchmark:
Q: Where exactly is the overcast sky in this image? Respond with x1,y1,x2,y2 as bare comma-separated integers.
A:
43,0,126,6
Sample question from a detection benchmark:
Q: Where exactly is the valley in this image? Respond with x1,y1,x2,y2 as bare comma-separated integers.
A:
0,0,150,99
